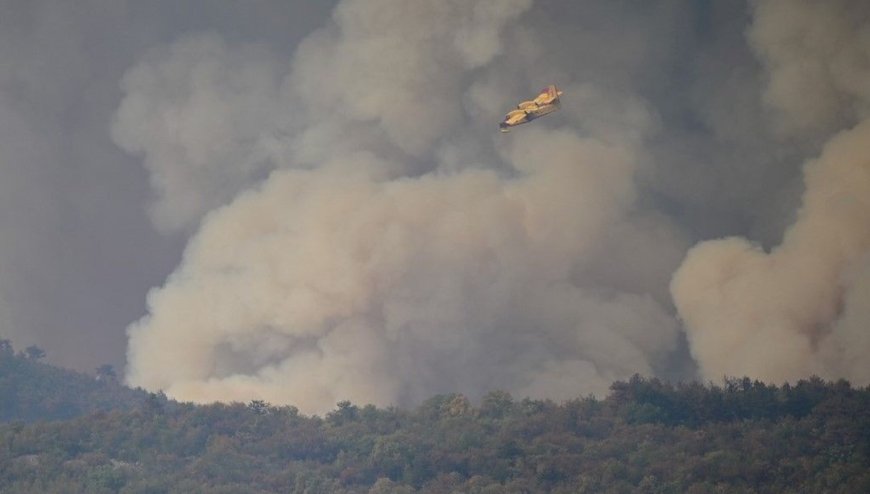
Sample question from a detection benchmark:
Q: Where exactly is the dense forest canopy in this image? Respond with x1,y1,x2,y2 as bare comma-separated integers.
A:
0,342,150,423
1,347,868,493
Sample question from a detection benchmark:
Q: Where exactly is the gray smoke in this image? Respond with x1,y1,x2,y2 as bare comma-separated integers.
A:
123,0,697,413
672,0,870,384
3,0,866,412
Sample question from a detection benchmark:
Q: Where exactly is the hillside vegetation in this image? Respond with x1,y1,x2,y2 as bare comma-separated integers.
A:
1,344,868,493
0,342,149,422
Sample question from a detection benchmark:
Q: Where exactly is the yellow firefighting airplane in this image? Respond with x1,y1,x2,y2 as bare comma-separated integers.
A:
499,85,563,132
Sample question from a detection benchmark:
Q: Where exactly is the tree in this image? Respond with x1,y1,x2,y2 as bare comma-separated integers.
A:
24,345,45,360
0,339,12,355
480,390,514,419
247,399,270,415
327,400,359,426
368,477,414,494
95,364,117,382
143,392,166,415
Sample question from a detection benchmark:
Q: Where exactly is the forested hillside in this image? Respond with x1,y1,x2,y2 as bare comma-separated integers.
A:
1,352,867,494
0,341,151,422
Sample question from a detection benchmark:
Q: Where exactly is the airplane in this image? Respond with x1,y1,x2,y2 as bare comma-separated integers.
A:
499,85,563,132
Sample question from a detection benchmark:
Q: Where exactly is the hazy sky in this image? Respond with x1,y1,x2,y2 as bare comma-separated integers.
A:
2,0,868,413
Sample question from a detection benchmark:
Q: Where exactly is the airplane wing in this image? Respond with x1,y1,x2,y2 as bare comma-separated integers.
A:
499,85,563,132
533,85,562,106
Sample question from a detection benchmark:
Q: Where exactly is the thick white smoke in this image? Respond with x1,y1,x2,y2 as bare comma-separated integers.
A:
111,1,538,234
127,132,679,411
122,0,690,413
672,0,870,385
111,34,288,233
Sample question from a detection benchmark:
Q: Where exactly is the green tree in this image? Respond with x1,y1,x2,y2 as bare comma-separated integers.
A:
23,346,45,360
96,364,117,382
247,399,270,415
328,400,360,426
480,390,514,419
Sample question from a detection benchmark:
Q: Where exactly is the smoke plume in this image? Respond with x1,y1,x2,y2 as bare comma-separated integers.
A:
123,0,693,413
113,0,870,414
672,0,870,384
